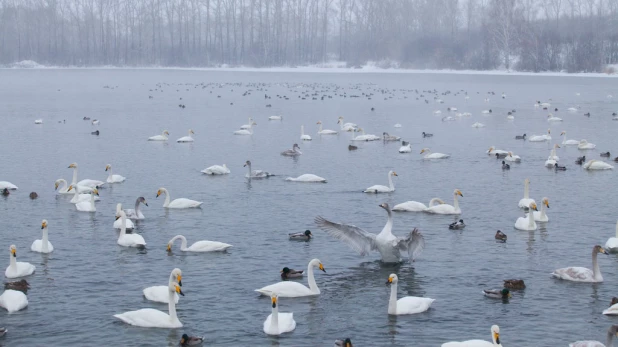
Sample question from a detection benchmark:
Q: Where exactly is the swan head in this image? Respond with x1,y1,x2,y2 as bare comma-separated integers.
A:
491,325,500,344
386,273,398,285
293,143,300,150
611,297,618,306
156,188,165,198
310,259,326,272
92,189,99,196
554,144,561,149
138,197,148,206
54,180,61,190
115,209,126,220
170,282,184,296
41,220,48,229
560,131,566,135
529,202,538,211
189,129,194,135
420,148,430,154
68,163,77,168
595,245,609,255
390,171,398,177
337,118,342,124
379,203,391,211
454,189,463,197
105,164,112,171
243,160,251,167
542,197,550,208
547,129,551,134
487,146,495,153
316,121,322,124
9,245,16,257
67,185,73,192
163,130,169,135
172,268,182,286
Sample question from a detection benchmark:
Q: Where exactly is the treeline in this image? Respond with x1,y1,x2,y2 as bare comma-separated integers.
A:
0,0,616,72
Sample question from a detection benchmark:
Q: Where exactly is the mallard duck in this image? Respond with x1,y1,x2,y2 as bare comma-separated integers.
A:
4,279,30,293
502,161,510,170
449,219,465,230
280,267,304,280
601,152,611,157
422,132,433,137
495,152,507,159
91,130,99,135
515,133,526,140
503,279,525,290
180,334,204,346
348,145,358,151
1,188,9,196
483,288,511,299
335,338,353,347
575,155,586,165
29,192,38,199
495,230,507,242
289,230,312,241
555,164,567,171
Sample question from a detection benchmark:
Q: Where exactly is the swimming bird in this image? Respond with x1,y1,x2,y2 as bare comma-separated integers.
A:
526,198,550,222
31,220,53,253
300,125,312,141
285,174,327,183
29,192,37,199
515,134,526,140
281,143,302,156
561,131,580,145
105,164,126,183
289,230,312,241
255,258,325,297
518,178,536,209
240,117,255,129
124,197,148,219
383,132,401,141
547,114,562,122
483,289,511,299
495,230,507,242
156,187,203,208
244,160,273,178
1,188,9,196
503,279,525,290
441,325,502,347
495,152,507,159
583,160,614,170
603,298,618,316
337,117,358,132
280,267,304,280
422,132,433,137
0,182,17,190
148,130,169,141
0,289,28,313
578,139,596,150
317,121,338,135
575,156,586,165
4,279,29,293
348,145,357,151
425,189,463,215
263,293,296,335
420,148,450,159
166,235,231,252
363,170,397,193
75,189,99,212
552,245,608,283
68,163,105,189
398,141,411,153
352,128,380,141
392,197,444,212
449,219,465,230
176,129,195,142
116,211,146,248
555,164,567,171
201,164,230,175
268,115,282,120
600,152,611,157
605,222,618,253
515,202,538,231
114,281,184,328
529,129,551,142
386,274,434,315
569,324,618,347
502,161,510,170
315,203,425,263
471,122,485,128
5,245,35,278
180,334,204,346
143,268,182,304
335,338,353,347
505,152,521,162
234,122,256,135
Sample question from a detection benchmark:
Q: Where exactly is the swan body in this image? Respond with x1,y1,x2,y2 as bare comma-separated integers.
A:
68,185,100,203
148,130,169,141
338,117,358,131
285,174,327,183
442,325,502,347
256,259,325,297
561,131,580,145
114,203,135,229
317,121,338,135
244,160,273,178
281,143,302,156
124,197,148,220
518,178,536,208
352,128,380,141
471,122,485,128
420,148,450,159
383,132,401,141
505,152,521,162
240,118,255,129
393,198,444,212
487,147,508,155
263,294,296,335
603,301,618,315
234,122,255,135
364,170,397,193
515,202,538,230
547,114,563,121
425,190,463,215
55,179,92,195
552,245,608,282
75,189,99,212
315,203,425,263
529,130,551,142
300,125,312,141
0,181,17,190
604,222,618,253
176,129,195,142
116,211,146,248
31,220,54,253
201,164,230,175
167,235,232,252
114,281,184,328
569,324,618,346
583,160,614,170
0,290,28,313
143,268,182,304
5,245,35,278
105,164,126,183
156,188,203,208
268,115,282,120
398,143,411,153
68,163,105,188
386,274,434,315
526,197,549,222
578,140,597,150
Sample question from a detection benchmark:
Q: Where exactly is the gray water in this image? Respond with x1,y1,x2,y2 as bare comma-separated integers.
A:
0,69,617,346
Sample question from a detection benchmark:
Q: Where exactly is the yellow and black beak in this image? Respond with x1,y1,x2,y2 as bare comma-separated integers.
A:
41,222,46,229
385,277,393,285
177,275,182,287
271,296,277,308
545,200,550,208
457,190,463,197
494,332,500,345
156,190,161,198
115,215,120,221
180,337,185,344
67,185,73,192
393,172,398,176
601,247,609,255
54,183,59,190
166,244,171,252
11,249,16,257
176,285,184,296
319,263,326,273
93,189,99,196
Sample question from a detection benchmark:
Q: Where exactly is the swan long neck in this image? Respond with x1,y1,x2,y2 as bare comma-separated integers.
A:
378,207,394,238
168,288,178,321
453,193,459,211
528,210,535,228
388,282,398,314
246,163,252,177
107,167,113,180
71,166,78,185
9,252,16,270
271,301,279,333
162,131,168,139
90,192,96,209
318,123,323,133
134,199,141,213
42,227,49,252
592,249,602,281
307,262,320,294
539,203,547,219
58,179,68,192
175,235,188,250
161,188,170,207
119,213,127,237
388,172,394,191
524,180,529,199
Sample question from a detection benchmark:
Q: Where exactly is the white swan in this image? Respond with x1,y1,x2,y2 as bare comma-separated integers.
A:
315,203,425,263
0,181,18,190
68,185,100,203
255,258,325,297
244,160,273,178
605,222,618,253
124,197,148,220
300,125,312,141
176,129,195,142
156,188,203,208
518,178,536,208
148,130,169,141
545,144,560,167
234,122,255,135
442,325,502,347
547,114,563,122
529,129,551,142
393,198,444,212
425,190,463,214
268,115,282,120
420,148,450,159
68,163,105,188
552,245,608,282
471,122,485,128
569,325,618,346
352,128,380,141
364,170,397,193
515,202,538,231
583,160,614,170
114,281,184,328
113,203,134,229
201,164,230,175
75,189,99,212
603,301,618,316
55,179,91,194
526,197,549,222
240,117,255,129
337,117,357,131
143,268,182,304
578,139,596,150
386,274,434,315
317,121,338,135
167,235,232,252
263,293,296,335
0,289,28,313
5,245,35,278
398,142,411,153
486,147,508,155
561,131,580,145
31,219,54,253
116,210,146,248
105,164,126,183
505,152,521,162
285,174,327,183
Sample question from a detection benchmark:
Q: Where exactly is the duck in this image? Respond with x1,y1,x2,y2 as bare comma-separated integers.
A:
529,129,551,142
526,197,550,222
316,203,425,263
501,161,510,170
142,268,182,304
604,222,618,253
601,152,611,157
575,155,586,165
449,219,465,230
495,152,507,159
426,190,463,215
583,160,614,170
105,164,126,183
578,139,597,150
68,163,105,189
317,121,338,135
505,152,521,162
289,230,312,241
515,133,527,140
244,160,273,178
280,267,304,280
422,132,433,137
483,289,511,299
156,188,202,208
116,211,146,248
300,125,312,141
363,170,397,193
255,259,326,297
180,334,204,346
383,132,401,141
176,129,195,142
386,274,434,315
441,325,502,347
603,298,618,316
398,141,411,153
0,289,28,313
124,197,148,220
569,325,618,347
348,145,357,151
481,109,492,114
392,198,444,212
503,279,525,290
555,164,567,171
148,130,169,141
420,148,450,159
495,230,507,242
166,235,231,252
5,245,35,278
561,131,580,145
31,219,54,253
1,188,9,196
91,130,100,136
335,338,353,347
518,178,536,209
263,293,296,335
114,281,184,328
4,279,29,293
29,192,38,199
515,202,538,231
75,189,99,212
552,245,608,282
201,164,230,175
281,144,302,156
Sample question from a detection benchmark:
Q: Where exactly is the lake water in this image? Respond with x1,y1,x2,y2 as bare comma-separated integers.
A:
0,69,617,346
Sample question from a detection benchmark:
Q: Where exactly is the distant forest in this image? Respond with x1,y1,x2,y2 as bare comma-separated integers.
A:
0,0,617,72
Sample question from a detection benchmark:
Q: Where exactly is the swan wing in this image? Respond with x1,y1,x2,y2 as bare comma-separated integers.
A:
442,340,494,347
256,281,313,297
187,241,232,252
569,342,605,347
396,228,425,261
552,267,594,281
396,296,434,314
392,201,427,212
168,198,203,208
114,308,182,328
143,285,179,304
314,216,377,256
